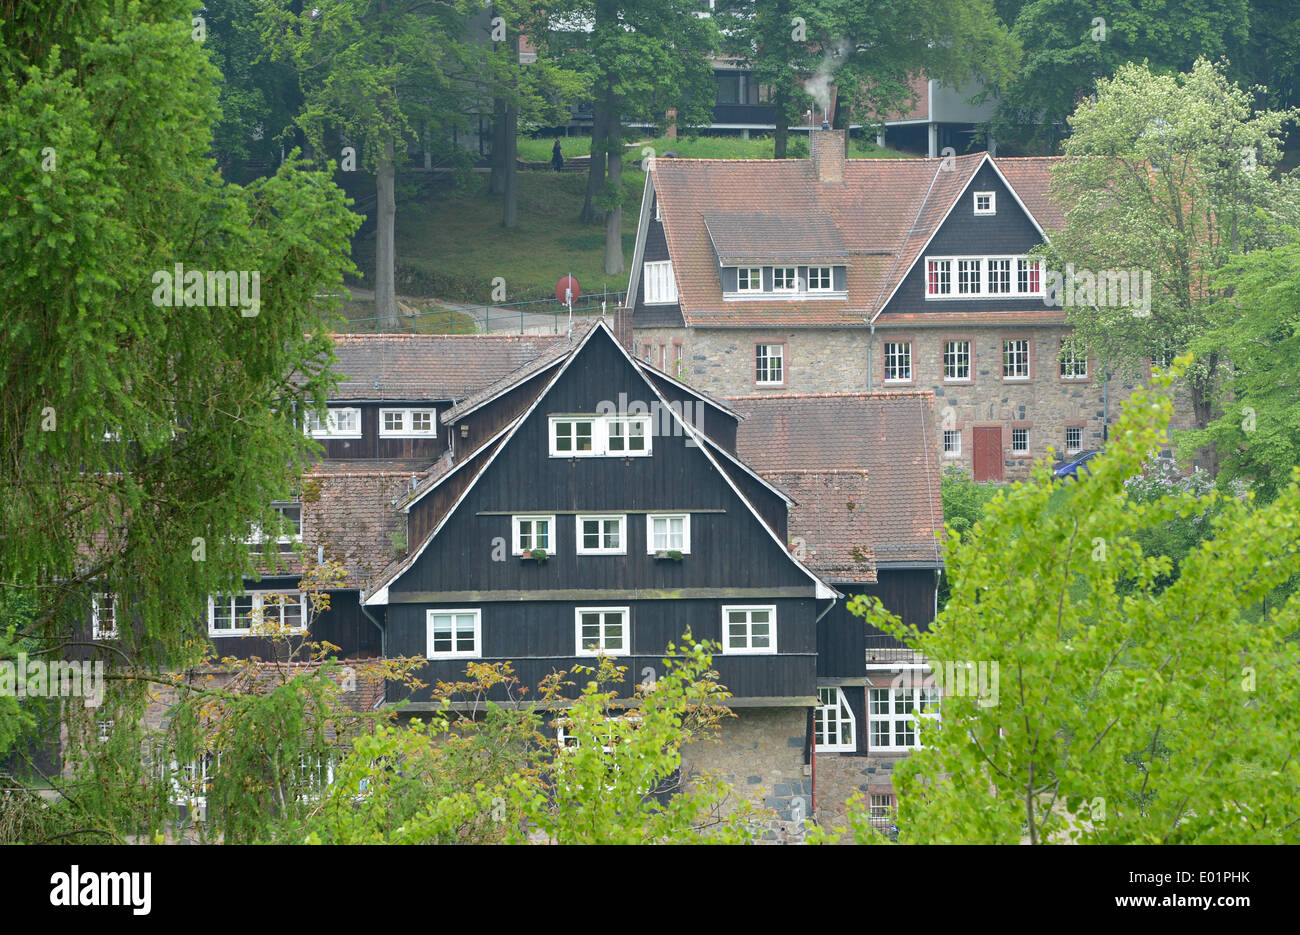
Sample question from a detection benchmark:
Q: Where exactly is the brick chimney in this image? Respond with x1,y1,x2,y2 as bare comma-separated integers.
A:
810,128,846,184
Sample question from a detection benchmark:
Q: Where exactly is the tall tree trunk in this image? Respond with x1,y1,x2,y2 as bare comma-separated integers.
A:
489,97,507,195
582,101,607,223
502,103,518,228
604,107,624,275
375,140,400,331
773,85,789,158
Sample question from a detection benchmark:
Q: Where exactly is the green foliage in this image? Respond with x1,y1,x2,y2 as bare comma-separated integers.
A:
940,464,999,541
844,361,1300,843
1186,239,1300,501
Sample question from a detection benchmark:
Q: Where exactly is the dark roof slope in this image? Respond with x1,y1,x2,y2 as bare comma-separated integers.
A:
727,391,944,566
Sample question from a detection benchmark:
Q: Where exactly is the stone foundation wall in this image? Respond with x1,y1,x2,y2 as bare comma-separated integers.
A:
813,752,906,836
680,706,813,842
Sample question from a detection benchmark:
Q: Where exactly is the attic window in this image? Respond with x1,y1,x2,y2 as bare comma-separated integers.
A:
306,407,361,439
379,408,436,438
974,191,995,215
643,260,678,305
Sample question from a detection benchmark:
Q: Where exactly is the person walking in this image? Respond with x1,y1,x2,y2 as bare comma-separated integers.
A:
551,138,564,172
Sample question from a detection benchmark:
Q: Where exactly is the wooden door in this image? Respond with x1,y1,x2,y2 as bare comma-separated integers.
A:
972,426,1003,482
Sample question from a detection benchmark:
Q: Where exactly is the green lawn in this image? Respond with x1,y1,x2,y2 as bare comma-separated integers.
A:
519,132,910,162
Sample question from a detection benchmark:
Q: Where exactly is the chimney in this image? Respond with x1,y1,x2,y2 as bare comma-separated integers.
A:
810,128,846,184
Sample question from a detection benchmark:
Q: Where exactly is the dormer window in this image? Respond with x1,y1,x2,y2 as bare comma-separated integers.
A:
379,408,436,438
808,267,833,291
974,191,995,215
248,503,302,554
723,265,845,299
737,267,762,291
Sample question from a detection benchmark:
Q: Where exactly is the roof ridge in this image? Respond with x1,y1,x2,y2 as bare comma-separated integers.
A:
725,390,933,400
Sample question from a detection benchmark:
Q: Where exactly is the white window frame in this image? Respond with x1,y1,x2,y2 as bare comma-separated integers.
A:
1012,427,1029,454
643,260,678,305
208,590,306,637
247,502,302,555
305,407,361,439
926,258,952,296
92,592,118,640
814,686,856,752
771,267,797,292
1003,339,1031,380
957,257,983,295
942,429,962,458
1016,257,1044,296
755,344,784,385
869,793,895,827
807,266,833,291
868,687,940,753
646,513,690,554
379,407,437,438
511,514,555,555
1059,341,1088,380
721,605,777,655
426,609,482,659
575,514,627,555
1066,426,1083,454
575,607,630,657
986,257,1012,294
973,191,996,215
883,341,912,383
549,415,652,458
943,339,971,382
736,267,762,292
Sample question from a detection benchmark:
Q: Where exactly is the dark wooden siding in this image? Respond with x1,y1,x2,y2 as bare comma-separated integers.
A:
207,585,381,659
633,191,685,327
817,588,869,678
644,372,739,454
882,163,1046,317
861,569,937,629
386,597,816,704
317,404,447,461
391,329,812,596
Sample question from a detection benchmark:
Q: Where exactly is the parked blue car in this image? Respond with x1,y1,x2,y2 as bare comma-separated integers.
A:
1053,449,1100,481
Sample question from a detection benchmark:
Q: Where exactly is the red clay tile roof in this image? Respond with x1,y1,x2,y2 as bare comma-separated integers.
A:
763,470,878,583
727,391,944,566
327,333,570,401
646,152,1068,329
652,152,987,327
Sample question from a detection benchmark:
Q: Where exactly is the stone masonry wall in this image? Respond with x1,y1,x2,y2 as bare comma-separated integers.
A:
633,324,1196,481
680,706,814,842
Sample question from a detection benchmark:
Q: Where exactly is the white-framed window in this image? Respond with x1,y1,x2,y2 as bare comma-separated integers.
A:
1153,344,1176,370
1012,427,1029,454
869,793,895,827
737,267,762,291
943,340,970,381
512,514,555,555
957,258,982,295
426,609,481,658
575,607,629,656
1066,426,1083,453
926,259,952,296
606,416,650,455
305,407,361,438
722,605,776,654
97,718,114,744
92,592,118,640
208,591,305,636
647,513,690,554
247,503,302,555
927,255,1042,298
772,267,797,291
379,408,437,437
987,258,1012,294
1016,257,1043,295
814,686,856,752
807,266,833,291
883,341,911,382
943,429,962,457
973,191,996,215
1003,339,1030,380
549,415,652,457
755,344,784,385
868,687,939,752
576,514,626,555
643,260,678,305
1060,341,1088,379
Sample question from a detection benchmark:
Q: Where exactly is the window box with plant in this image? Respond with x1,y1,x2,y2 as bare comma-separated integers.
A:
652,549,684,561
